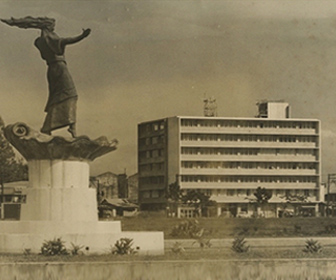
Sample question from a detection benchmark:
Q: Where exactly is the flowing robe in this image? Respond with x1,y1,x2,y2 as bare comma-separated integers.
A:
34,30,77,133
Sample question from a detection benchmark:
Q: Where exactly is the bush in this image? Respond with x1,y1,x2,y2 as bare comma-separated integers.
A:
40,238,69,256
170,219,203,238
23,248,31,255
193,237,212,249
171,242,185,254
111,238,137,255
171,219,211,249
324,224,336,234
303,239,322,253
232,236,250,253
70,242,85,256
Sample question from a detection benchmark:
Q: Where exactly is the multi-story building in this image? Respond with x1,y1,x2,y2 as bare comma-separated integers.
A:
138,101,323,217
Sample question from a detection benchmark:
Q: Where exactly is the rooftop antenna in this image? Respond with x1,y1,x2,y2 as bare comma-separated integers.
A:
203,94,217,117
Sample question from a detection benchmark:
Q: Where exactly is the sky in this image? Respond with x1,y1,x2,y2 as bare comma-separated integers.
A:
1,0,336,180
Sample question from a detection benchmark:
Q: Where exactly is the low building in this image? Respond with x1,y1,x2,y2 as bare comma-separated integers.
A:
99,198,139,217
95,172,119,201
0,181,27,220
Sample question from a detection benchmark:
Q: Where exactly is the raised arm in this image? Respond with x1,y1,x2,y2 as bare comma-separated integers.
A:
61,28,91,48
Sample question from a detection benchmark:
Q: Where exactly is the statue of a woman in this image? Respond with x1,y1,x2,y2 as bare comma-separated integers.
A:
1,17,91,137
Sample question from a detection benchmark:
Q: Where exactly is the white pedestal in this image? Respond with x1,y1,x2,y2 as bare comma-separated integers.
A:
0,159,164,255
22,160,97,222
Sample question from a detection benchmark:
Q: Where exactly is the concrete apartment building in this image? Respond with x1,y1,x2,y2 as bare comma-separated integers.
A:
138,101,323,217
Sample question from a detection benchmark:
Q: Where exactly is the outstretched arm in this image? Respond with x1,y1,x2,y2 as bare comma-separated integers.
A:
61,28,91,47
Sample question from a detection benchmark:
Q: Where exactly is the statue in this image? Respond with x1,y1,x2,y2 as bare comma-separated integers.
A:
1,16,91,137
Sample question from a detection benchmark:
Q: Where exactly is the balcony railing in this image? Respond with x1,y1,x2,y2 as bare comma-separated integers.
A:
180,141,317,148
180,126,318,135
180,154,318,162
180,168,318,176
180,182,318,189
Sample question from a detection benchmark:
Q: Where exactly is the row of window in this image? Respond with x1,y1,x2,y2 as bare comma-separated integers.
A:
139,163,165,172
181,161,316,170
181,119,318,130
139,121,165,135
139,176,165,184
181,175,318,183
181,134,317,143
140,190,165,199
139,149,164,159
181,147,317,156
139,136,165,146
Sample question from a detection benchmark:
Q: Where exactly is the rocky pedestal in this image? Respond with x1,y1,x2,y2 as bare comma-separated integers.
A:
0,123,163,255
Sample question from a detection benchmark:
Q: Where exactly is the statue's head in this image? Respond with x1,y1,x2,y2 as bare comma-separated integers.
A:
41,17,55,31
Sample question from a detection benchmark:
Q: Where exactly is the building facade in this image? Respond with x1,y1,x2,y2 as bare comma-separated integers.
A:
128,173,139,203
138,102,322,217
95,172,119,201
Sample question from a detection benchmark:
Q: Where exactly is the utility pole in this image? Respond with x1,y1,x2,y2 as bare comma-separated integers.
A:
327,174,336,217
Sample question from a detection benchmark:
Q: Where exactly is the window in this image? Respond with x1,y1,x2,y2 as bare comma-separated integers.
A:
227,190,235,196
142,191,150,198
240,204,248,212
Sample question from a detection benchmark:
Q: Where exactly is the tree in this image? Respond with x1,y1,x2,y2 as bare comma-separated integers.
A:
166,181,183,202
166,181,214,217
248,187,272,217
253,187,272,204
181,189,213,216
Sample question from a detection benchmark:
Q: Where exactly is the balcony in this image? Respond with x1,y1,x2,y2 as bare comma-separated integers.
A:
180,140,317,149
180,168,318,176
180,126,318,135
180,182,318,189
180,154,318,162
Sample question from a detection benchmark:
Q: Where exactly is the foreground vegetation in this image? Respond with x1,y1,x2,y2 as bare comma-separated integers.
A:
116,213,336,239
2,246,336,263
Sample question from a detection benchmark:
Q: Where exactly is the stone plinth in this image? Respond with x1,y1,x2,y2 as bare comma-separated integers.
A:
0,123,164,255
22,160,96,222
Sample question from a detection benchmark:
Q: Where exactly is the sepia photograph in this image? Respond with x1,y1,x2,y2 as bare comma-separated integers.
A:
0,0,336,279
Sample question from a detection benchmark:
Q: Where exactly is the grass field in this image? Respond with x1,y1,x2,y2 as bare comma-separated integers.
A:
115,213,336,239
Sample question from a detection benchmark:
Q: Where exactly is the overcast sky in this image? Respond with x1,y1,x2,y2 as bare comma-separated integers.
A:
1,1,336,179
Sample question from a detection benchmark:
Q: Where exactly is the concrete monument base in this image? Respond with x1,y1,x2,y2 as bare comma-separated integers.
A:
0,123,164,255
0,222,163,255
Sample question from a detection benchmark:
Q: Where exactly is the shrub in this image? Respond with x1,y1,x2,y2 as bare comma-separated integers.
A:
40,238,69,256
303,239,322,253
193,237,212,249
70,242,85,256
231,236,249,253
111,238,137,255
324,224,336,234
23,248,31,255
171,220,211,249
294,224,302,233
170,219,203,238
171,242,185,254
